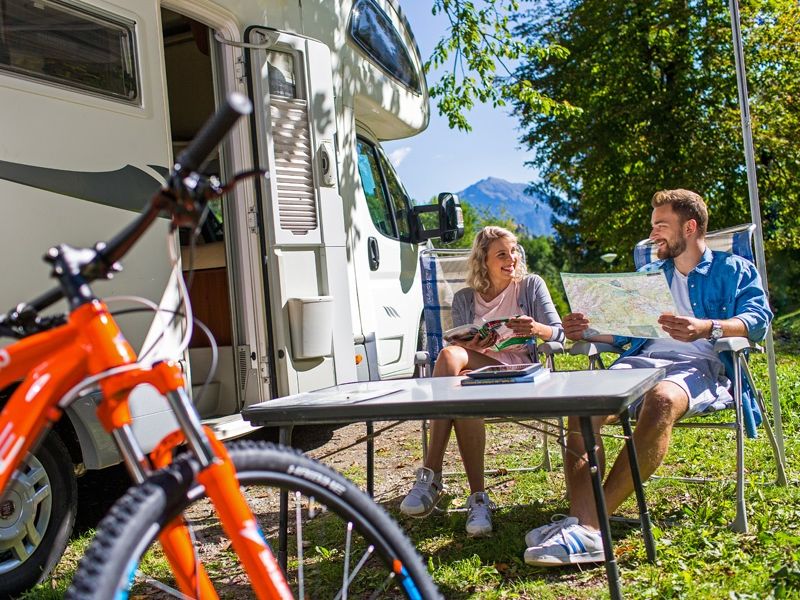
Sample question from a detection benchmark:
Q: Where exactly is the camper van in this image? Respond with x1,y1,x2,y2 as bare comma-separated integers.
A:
0,0,462,592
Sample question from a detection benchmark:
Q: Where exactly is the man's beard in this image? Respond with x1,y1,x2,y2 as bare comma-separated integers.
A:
656,235,687,259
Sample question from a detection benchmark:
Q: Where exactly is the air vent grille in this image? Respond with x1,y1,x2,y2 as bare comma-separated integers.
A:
270,97,317,235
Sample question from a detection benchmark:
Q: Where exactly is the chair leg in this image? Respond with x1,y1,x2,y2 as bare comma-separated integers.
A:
731,357,748,534
541,423,553,471
741,356,789,486
421,419,429,464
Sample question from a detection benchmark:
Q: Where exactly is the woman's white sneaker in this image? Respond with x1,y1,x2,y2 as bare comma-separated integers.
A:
400,467,443,517
465,492,494,537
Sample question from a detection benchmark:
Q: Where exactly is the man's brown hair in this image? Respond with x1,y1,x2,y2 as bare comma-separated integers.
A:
651,189,708,236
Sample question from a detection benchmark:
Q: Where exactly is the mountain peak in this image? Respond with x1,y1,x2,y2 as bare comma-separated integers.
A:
457,177,554,237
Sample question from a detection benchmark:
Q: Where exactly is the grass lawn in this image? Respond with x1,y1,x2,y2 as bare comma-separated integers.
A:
26,342,800,599
397,349,800,599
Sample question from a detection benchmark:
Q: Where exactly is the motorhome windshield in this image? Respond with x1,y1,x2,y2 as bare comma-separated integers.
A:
349,0,420,93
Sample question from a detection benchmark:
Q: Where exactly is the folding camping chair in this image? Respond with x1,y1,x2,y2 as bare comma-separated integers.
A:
570,223,788,532
416,246,565,473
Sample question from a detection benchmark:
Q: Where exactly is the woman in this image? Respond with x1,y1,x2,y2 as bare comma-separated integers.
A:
400,226,564,536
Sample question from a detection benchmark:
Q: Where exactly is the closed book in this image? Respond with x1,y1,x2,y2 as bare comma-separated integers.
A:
460,368,550,386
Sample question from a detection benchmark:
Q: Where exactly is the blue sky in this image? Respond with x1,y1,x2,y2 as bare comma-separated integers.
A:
383,2,536,203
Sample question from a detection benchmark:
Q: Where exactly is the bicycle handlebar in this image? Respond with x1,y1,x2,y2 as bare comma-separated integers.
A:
175,92,252,174
4,92,253,329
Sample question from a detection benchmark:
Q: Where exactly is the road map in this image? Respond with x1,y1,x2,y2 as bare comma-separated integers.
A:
561,271,678,338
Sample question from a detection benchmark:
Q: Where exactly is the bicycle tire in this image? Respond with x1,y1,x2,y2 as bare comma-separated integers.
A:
66,440,440,599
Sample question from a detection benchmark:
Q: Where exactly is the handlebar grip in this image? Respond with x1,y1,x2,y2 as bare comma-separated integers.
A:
174,92,253,174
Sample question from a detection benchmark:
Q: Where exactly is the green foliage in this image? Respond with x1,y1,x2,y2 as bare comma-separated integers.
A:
508,0,800,278
427,0,579,131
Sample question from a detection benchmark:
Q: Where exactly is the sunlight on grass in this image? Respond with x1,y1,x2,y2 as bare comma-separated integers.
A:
41,345,800,599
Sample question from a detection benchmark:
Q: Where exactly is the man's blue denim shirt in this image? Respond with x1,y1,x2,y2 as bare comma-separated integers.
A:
610,247,773,436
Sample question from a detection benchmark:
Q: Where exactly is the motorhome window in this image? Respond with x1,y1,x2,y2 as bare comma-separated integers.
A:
378,151,411,240
357,139,395,238
349,0,420,93
265,51,297,99
0,0,138,102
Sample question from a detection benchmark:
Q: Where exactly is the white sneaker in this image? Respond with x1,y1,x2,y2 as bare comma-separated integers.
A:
524,514,577,547
524,522,605,566
465,492,494,537
400,467,443,517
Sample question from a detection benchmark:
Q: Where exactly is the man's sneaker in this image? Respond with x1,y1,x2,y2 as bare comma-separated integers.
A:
465,492,494,537
400,467,443,517
524,514,577,547
524,522,605,566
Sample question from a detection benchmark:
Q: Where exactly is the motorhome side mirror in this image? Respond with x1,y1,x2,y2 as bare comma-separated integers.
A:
437,192,464,243
409,192,464,244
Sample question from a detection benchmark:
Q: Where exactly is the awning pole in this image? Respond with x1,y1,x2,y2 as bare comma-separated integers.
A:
728,0,786,475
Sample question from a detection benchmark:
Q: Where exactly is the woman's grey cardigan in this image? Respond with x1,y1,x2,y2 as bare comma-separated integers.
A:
451,274,564,360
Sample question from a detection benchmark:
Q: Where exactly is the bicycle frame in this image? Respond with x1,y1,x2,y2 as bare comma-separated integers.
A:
0,299,293,599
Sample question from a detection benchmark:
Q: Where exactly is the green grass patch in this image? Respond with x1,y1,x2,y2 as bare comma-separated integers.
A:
35,344,800,598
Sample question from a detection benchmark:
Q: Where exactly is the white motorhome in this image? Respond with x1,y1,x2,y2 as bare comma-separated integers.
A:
0,0,462,592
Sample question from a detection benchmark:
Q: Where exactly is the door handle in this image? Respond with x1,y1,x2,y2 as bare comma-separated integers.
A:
367,236,380,271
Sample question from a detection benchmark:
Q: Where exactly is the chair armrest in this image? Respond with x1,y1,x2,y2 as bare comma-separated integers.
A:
713,337,753,353
537,341,565,356
414,351,430,365
569,341,624,357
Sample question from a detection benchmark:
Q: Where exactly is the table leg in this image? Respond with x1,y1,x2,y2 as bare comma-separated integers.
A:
366,422,374,497
579,416,622,600
619,410,657,563
278,425,293,573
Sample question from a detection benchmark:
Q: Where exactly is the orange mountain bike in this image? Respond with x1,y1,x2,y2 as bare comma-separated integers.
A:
0,94,439,600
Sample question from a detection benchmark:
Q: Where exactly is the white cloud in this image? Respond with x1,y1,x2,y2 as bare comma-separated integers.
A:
388,146,412,168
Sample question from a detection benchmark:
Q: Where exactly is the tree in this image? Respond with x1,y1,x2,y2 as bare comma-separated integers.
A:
508,0,800,281
426,0,579,130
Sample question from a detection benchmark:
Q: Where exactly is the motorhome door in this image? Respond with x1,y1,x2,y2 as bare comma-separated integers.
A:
246,29,356,397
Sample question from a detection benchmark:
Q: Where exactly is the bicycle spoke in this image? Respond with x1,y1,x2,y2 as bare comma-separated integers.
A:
136,570,194,600
367,571,395,600
341,521,353,600
295,491,304,600
333,545,375,600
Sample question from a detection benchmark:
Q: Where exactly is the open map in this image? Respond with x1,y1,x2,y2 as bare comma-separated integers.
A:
561,271,678,339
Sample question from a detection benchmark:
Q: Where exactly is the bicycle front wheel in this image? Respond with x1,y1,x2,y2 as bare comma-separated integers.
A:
66,440,439,599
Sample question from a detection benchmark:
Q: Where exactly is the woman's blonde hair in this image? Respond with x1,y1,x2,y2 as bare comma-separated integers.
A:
466,226,527,294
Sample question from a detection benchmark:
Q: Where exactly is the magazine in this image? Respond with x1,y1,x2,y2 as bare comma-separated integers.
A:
443,316,533,352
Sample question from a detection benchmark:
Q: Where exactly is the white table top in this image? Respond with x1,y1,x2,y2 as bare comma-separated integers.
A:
243,368,664,426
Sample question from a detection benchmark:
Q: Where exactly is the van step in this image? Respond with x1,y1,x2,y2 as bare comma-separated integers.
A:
201,414,261,440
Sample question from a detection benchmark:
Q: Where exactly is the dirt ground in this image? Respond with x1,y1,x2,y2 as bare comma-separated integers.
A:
71,420,539,598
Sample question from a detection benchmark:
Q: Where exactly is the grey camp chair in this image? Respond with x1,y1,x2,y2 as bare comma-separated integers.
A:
570,224,788,532
417,246,565,474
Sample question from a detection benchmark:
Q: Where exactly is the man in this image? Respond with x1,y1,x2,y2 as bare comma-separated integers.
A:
524,189,773,566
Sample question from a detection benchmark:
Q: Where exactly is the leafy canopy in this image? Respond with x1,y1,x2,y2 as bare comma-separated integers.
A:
427,0,579,130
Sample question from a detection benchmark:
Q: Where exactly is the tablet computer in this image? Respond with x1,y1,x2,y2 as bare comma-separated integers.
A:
466,363,542,379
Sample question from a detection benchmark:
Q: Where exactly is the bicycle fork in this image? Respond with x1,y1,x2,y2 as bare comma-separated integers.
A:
110,373,293,600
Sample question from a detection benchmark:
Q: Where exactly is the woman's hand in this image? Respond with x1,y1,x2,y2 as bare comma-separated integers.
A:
563,312,590,341
506,315,539,338
456,331,498,352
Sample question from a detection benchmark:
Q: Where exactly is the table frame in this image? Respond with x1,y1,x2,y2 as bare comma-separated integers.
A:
243,369,664,600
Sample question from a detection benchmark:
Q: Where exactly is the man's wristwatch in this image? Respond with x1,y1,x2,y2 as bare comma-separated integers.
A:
708,319,724,342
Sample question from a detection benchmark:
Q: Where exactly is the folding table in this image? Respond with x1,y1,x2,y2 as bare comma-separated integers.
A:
243,368,664,600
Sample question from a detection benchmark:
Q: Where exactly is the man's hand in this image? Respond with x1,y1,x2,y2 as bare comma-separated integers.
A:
658,314,712,342
506,315,539,338
457,330,498,352
563,312,590,341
